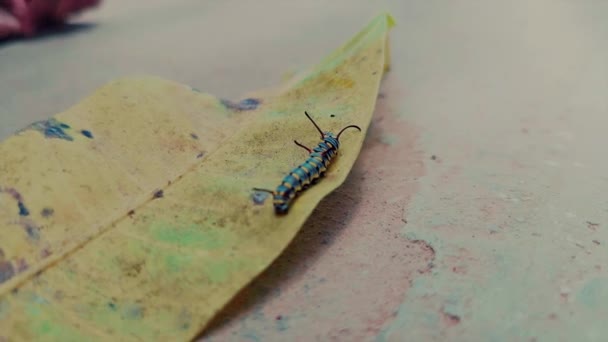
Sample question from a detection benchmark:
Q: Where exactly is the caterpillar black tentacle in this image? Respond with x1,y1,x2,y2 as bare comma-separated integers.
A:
253,111,361,215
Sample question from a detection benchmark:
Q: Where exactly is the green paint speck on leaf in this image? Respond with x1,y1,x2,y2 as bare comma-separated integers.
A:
0,299,9,319
152,223,230,249
25,303,42,318
39,321,52,334
200,257,261,284
203,260,233,283
165,255,192,273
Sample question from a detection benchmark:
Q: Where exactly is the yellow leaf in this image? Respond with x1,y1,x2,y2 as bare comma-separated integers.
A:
0,12,395,341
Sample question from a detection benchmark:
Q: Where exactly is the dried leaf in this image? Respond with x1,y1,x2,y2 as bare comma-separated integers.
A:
0,12,395,341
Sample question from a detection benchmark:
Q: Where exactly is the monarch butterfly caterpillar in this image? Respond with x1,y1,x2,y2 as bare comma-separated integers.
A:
253,111,361,215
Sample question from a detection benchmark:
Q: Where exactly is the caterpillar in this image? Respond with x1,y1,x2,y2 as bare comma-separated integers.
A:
253,111,361,215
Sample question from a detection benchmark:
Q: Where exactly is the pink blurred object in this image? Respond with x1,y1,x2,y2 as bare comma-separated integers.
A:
0,0,101,39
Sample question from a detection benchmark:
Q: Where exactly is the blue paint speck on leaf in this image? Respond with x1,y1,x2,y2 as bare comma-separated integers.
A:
221,98,261,111
17,202,29,216
22,118,74,141
81,130,94,139
122,304,144,320
252,191,269,205
24,223,40,240
239,98,261,110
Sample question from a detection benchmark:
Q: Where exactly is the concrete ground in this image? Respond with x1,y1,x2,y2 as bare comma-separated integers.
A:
2,1,607,341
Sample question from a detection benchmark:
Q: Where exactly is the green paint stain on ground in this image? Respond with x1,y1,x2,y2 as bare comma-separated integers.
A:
380,134,398,146
443,294,464,318
275,316,289,332
152,223,230,249
577,278,608,309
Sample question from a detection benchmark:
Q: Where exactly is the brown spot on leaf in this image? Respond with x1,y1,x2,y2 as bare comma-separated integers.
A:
2,187,23,202
16,258,28,273
41,207,54,218
0,261,15,284
153,190,164,199
40,248,52,259
121,259,145,278
22,221,40,240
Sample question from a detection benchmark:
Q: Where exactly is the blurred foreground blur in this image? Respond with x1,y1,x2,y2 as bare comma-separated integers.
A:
0,0,101,39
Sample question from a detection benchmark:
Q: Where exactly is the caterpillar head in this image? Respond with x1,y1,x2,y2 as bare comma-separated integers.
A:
274,202,289,215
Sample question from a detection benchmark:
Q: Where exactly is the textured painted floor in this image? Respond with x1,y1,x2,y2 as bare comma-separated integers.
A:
2,1,608,341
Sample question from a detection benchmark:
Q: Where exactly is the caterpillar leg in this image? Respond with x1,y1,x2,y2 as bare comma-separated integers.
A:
309,172,326,185
293,140,312,154
252,188,275,194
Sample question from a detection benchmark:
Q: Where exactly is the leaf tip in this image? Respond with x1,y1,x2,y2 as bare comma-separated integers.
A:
378,12,397,28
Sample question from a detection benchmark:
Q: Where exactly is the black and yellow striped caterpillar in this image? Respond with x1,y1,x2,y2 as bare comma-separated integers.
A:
253,111,361,215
